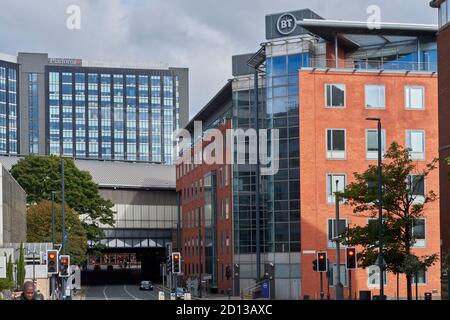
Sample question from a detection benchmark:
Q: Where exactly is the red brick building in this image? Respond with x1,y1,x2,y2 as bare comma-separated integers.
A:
299,69,440,299
175,82,234,294
430,0,450,262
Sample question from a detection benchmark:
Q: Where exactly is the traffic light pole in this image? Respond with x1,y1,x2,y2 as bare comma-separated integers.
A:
334,181,344,300
319,272,324,300
348,270,352,300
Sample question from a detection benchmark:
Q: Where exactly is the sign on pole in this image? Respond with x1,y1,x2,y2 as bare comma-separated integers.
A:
159,291,165,300
0,257,6,279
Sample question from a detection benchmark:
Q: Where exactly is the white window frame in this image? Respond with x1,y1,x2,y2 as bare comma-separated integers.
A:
406,130,426,160
327,218,348,249
412,218,427,248
325,84,346,108
366,129,386,160
326,128,347,160
326,173,347,204
367,265,388,288
405,86,425,110
365,84,386,109
408,174,426,205
411,268,428,286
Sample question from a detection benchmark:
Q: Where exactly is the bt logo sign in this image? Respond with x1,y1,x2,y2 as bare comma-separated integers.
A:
277,13,297,35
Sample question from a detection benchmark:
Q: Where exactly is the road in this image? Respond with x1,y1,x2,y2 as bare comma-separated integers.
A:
85,284,162,300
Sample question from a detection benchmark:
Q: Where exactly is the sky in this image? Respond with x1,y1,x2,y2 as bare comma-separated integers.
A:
0,0,438,119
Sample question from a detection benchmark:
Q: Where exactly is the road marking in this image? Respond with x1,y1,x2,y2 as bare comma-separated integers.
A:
123,284,141,300
103,286,109,301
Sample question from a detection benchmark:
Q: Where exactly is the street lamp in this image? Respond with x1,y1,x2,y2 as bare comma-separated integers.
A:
366,117,385,299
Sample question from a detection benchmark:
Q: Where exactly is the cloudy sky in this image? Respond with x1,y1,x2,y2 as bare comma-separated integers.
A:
0,0,437,118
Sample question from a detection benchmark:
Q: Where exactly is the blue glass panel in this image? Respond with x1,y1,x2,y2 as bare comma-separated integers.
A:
272,56,287,76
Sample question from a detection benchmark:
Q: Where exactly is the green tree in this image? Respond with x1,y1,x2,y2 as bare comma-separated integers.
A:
0,254,14,291
339,142,439,300
27,201,88,264
10,155,115,242
17,243,25,288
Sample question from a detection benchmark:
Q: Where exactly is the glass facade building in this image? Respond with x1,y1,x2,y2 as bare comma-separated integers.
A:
0,61,18,155
47,67,180,164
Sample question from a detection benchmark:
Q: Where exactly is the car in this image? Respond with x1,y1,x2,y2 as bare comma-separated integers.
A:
174,287,187,300
139,281,153,291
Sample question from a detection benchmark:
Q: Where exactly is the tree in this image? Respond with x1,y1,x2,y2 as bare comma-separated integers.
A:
339,142,439,300
27,201,88,264
0,254,14,291
17,243,25,288
10,155,115,242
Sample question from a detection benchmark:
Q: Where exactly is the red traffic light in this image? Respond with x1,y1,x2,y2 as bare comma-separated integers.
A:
49,253,55,259
319,254,325,260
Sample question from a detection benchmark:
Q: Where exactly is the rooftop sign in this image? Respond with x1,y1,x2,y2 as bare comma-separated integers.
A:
48,58,82,66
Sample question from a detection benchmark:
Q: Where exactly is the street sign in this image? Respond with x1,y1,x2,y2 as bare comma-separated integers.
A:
0,256,6,279
171,293,176,300
159,291,165,300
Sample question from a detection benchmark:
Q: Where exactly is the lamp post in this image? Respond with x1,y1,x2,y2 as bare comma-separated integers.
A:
366,117,385,299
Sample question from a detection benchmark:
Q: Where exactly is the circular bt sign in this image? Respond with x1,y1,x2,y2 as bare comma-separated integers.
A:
277,13,297,35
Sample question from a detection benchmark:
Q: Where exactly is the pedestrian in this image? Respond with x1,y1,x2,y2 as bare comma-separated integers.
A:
18,281,42,300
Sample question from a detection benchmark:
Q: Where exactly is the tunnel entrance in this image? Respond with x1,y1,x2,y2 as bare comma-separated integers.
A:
82,248,166,286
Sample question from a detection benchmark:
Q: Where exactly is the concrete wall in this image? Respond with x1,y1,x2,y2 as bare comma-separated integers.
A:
0,165,27,246
17,53,48,156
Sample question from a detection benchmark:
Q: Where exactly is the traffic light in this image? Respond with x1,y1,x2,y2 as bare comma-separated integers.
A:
312,259,318,272
46,250,59,275
226,266,232,280
59,255,70,277
172,253,181,274
167,255,172,274
346,248,357,270
317,252,328,272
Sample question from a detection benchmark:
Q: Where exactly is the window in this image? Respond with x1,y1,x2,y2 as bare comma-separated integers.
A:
326,129,346,159
411,268,427,285
327,219,347,248
405,86,424,110
412,218,426,248
226,197,230,220
366,129,386,160
326,174,346,204
406,130,425,160
408,175,425,204
367,266,388,287
328,264,348,287
365,85,385,109
326,84,346,107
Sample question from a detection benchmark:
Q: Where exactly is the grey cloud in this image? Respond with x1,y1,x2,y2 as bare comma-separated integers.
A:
0,0,437,118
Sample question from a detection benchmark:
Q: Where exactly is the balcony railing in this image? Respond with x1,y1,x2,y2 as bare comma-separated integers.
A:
307,58,437,72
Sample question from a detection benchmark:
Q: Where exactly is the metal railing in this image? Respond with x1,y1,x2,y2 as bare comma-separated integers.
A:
306,58,437,72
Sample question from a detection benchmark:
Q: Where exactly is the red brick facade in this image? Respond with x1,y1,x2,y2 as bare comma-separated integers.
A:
299,69,441,299
176,120,233,292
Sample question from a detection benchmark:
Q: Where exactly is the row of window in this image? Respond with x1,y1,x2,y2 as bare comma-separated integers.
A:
328,218,427,249
438,0,450,29
326,129,426,160
183,233,231,258
326,84,426,110
181,166,230,204
326,264,426,287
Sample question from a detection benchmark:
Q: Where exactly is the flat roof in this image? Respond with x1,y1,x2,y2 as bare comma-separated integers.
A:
430,0,443,8
184,81,232,132
297,19,437,49
0,156,175,190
